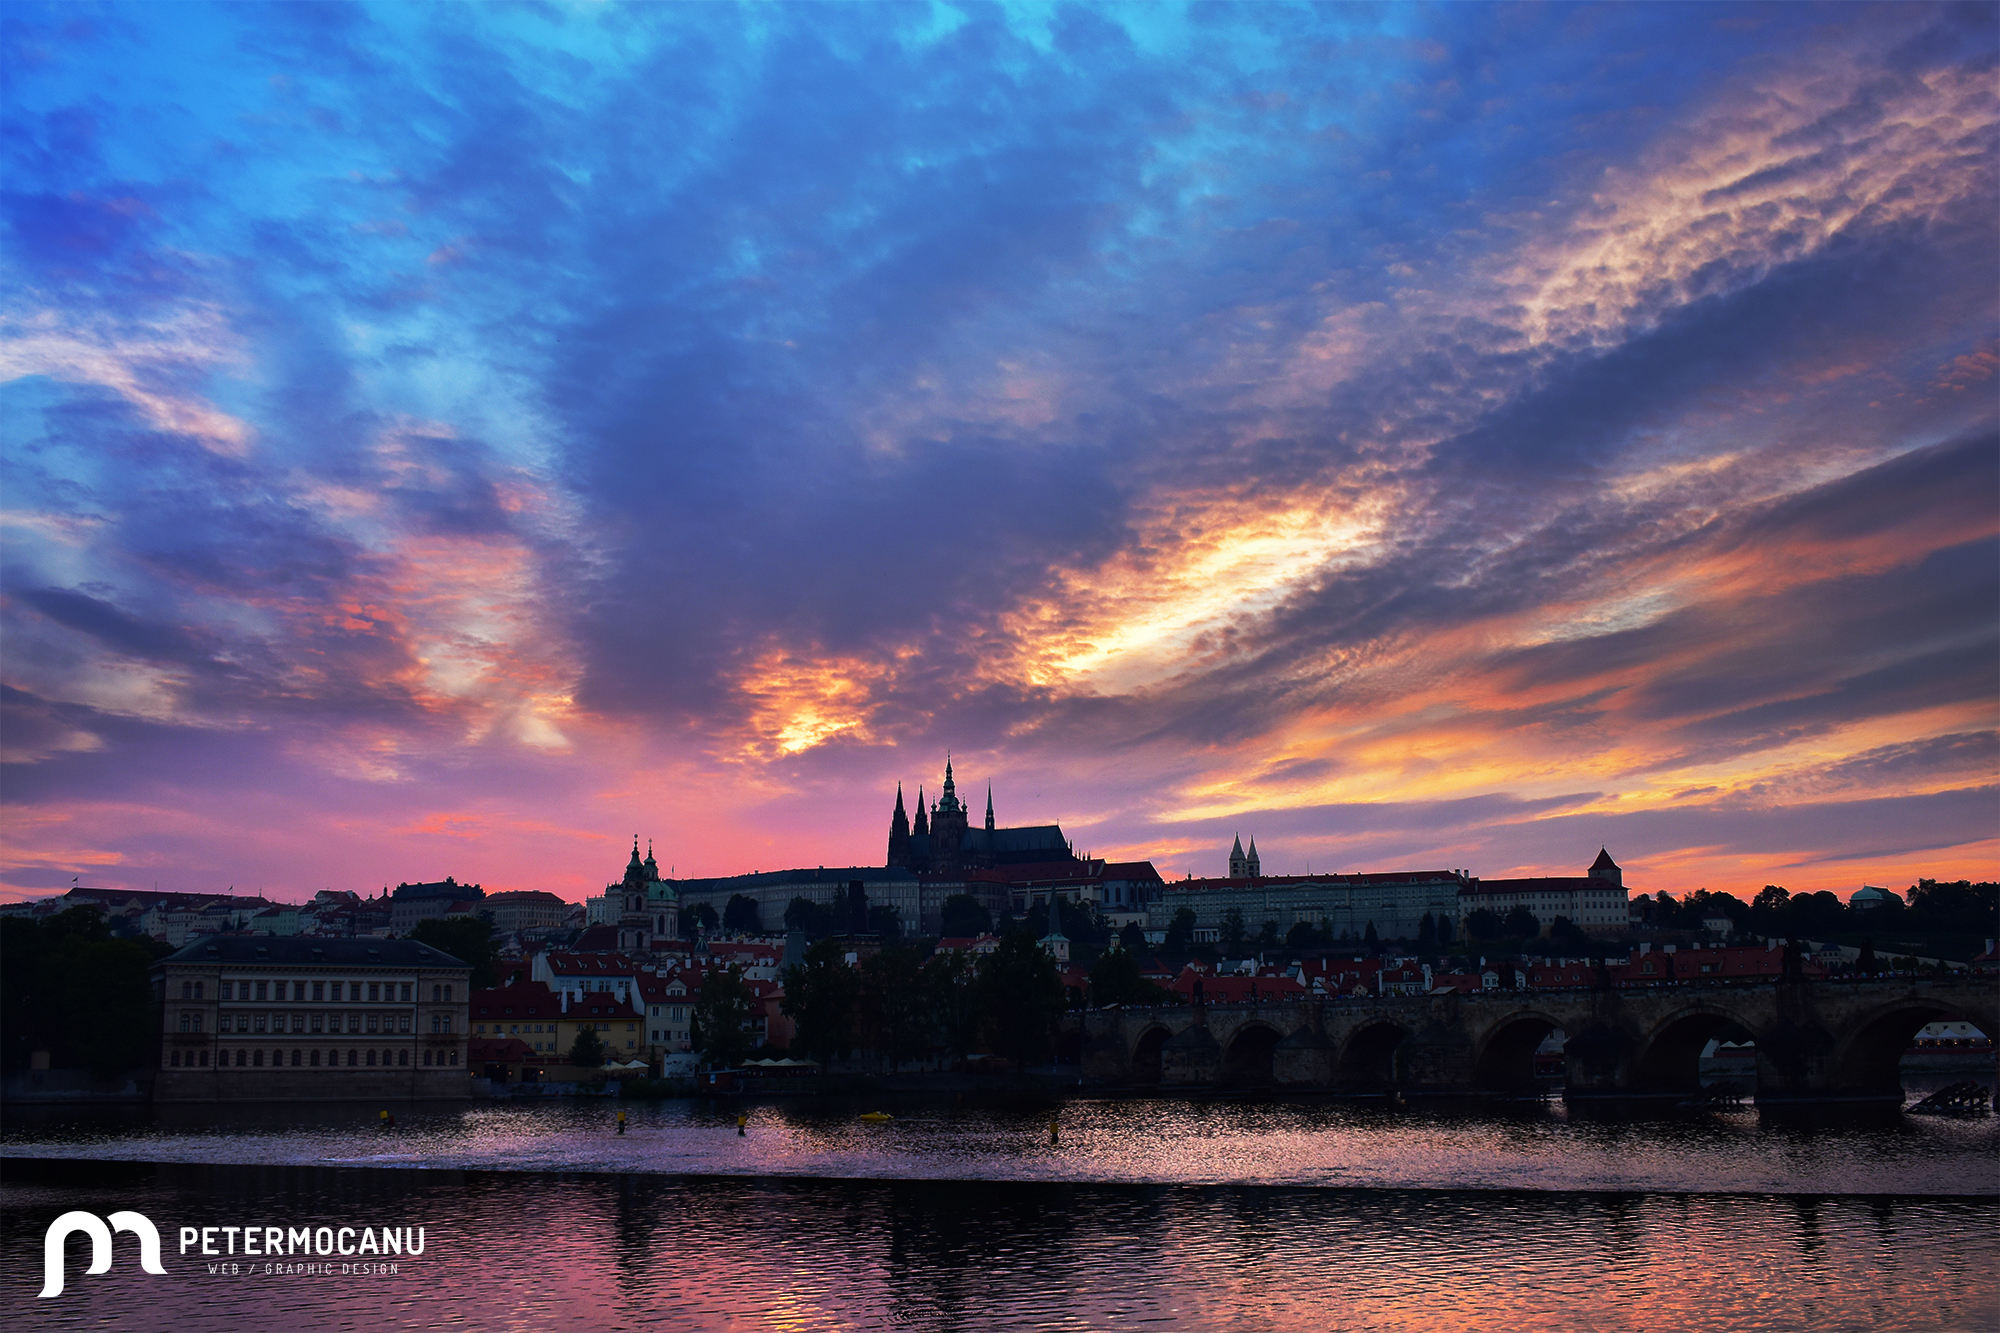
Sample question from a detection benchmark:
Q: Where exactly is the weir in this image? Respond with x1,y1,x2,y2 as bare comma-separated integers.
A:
1068,976,1999,1103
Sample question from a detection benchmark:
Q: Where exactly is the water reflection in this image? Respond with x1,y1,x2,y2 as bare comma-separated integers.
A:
4,1157,1994,1333
5,1094,1996,1196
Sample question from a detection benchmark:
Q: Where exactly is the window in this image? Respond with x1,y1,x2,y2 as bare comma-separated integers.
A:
293,1014,306,1034
398,1014,411,1034
424,1051,433,1066
291,1049,302,1066
313,981,325,1002
401,983,412,1002
255,981,268,1001
367,1013,380,1034
194,981,204,999
191,1013,203,1032
449,1051,458,1066
367,1050,376,1067
253,1013,267,1034
253,1050,264,1067
311,1013,324,1034
347,1050,357,1067
398,1050,408,1066
180,981,192,1000
444,984,453,1001
200,1051,209,1067
179,1012,192,1032
310,1050,320,1067
369,982,381,1002
171,1051,182,1068
222,980,235,1000
348,1013,361,1034
350,982,362,1001
235,1050,247,1067
432,985,441,1002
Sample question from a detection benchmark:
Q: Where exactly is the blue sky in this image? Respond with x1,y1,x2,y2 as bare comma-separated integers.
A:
3,2,1995,901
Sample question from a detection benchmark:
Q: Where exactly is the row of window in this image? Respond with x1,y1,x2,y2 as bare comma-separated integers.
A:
178,1012,458,1032
176,980,457,1003
474,1020,635,1036
176,1012,455,1034
168,1048,463,1069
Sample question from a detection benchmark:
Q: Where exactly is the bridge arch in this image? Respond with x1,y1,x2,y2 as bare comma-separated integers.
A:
1338,1020,1413,1091
1471,1010,1565,1093
1129,1025,1173,1086
1221,1022,1284,1087
1630,1003,1759,1094
1829,997,1989,1098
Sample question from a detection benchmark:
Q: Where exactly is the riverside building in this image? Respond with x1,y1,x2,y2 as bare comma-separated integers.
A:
153,937,471,1102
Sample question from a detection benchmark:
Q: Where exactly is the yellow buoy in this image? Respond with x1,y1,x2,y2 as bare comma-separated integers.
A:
859,1111,893,1123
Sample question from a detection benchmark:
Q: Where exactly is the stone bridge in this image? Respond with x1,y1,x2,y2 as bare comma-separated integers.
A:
1059,977,1998,1103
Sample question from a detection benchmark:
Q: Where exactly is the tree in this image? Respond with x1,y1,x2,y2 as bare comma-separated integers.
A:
681,901,719,941
1502,905,1539,938
783,896,840,938
1787,890,1846,939
921,948,982,1059
940,893,992,938
1090,948,1170,1007
859,944,928,1066
408,917,498,989
866,904,903,940
2,910,168,1078
1055,896,1105,947
1285,919,1327,950
1417,914,1436,947
781,938,860,1063
977,926,1066,1066
722,894,763,934
1751,884,1791,936
1119,920,1147,953
1436,915,1454,946
1221,908,1247,956
1465,909,1503,941
1163,907,1198,957
567,1027,606,1069
1907,880,1998,936
1363,920,1379,948
1549,916,1588,946
692,965,757,1070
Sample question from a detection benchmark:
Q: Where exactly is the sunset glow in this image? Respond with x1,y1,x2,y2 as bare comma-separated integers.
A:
2,2,1993,904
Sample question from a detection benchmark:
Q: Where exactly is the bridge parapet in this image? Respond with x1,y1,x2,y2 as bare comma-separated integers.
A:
1065,977,1996,1102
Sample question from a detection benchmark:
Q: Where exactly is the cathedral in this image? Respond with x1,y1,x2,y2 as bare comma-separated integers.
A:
609,838,679,952
886,759,1077,874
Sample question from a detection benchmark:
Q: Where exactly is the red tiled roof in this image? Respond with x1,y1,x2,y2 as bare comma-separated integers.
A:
470,980,561,1018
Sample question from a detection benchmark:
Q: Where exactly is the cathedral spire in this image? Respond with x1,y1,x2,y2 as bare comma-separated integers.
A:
887,783,912,869
985,784,995,832
914,786,929,837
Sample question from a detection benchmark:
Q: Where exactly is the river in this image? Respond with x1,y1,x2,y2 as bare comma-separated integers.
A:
5,1095,1996,1330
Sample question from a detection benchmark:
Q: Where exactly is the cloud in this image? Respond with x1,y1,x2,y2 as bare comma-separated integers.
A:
2,3,1994,901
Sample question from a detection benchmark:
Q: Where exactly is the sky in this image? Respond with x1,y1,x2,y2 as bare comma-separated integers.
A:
2,1,1995,906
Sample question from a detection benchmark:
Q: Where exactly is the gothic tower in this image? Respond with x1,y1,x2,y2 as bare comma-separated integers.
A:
930,758,969,871
887,783,912,869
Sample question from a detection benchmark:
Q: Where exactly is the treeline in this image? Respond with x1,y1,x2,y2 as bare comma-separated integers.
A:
687,923,1169,1072
1,907,169,1077
1636,880,1998,946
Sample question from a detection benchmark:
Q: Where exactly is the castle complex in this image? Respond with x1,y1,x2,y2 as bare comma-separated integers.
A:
885,758,1076,874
